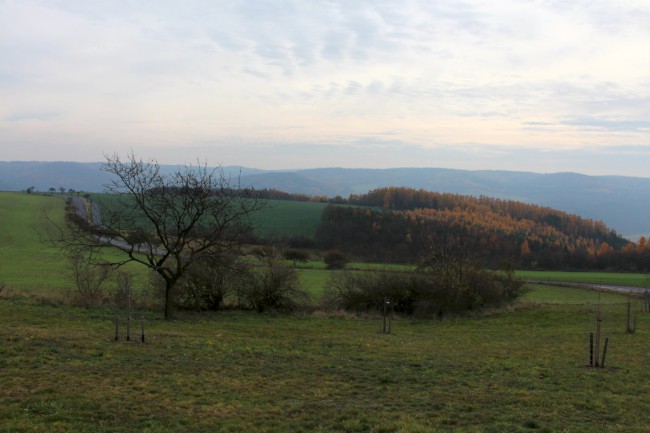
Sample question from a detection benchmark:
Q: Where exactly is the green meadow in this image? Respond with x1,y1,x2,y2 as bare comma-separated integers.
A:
0,192,70,290
516,270,650,288
2,285,650,432
1,191,648,297
90,193,330,240
251,199,331,239
4,191,650,431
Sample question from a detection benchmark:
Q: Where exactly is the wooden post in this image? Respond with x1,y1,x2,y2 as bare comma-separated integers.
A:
594,311,602,367
601,337,609,368
589,333,594,367
127,281,132,341
627,301,631,333
141,316,145,343
381,297,390,334
115,317,119,341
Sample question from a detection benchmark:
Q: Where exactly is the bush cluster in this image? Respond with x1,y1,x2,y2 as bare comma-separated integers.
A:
324,267,524,317
173,255,243,311
235,263,308,313
173,254,308,313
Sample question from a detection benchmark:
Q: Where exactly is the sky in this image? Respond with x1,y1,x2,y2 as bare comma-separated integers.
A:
1,0,649,176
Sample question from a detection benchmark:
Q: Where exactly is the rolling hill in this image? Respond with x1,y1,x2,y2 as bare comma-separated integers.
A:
2,161,649,236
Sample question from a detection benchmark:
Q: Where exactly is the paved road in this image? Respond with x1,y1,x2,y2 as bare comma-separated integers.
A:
527,280,647,295
69,196,102,225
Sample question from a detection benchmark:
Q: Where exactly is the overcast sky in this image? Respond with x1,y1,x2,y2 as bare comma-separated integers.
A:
1,0,649,176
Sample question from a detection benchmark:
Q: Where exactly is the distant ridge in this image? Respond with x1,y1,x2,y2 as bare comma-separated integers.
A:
1,161,649,236
0,161,106,192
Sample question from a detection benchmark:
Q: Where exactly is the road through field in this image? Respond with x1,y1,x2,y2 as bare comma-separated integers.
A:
528,280,647,295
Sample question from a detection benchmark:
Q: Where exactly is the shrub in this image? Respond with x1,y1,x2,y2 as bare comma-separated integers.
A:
174,254,245,311
235,262,308,313
284,249,310,267
323,271,424,314
153,249,310,314
65,250,112,307
111,271,134,309
323,250,349,270
324,267,525,317
110,271,158,311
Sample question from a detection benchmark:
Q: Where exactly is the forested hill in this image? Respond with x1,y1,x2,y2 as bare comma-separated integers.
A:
316,187,642,270
348,187,627,246
2,161,650,235
250,168,650,237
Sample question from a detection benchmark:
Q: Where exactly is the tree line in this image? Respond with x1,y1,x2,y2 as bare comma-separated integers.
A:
314,187,646,271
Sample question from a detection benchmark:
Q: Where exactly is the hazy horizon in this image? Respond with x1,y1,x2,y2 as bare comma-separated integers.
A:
3,158,650,180
2,1,649,176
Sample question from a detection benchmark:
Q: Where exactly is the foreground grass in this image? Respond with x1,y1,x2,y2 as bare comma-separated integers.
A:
2,285,650,433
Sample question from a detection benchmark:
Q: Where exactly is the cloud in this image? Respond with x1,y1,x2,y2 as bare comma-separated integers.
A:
562,118,650,132
5,111,60,122
1,0,649,175
600,145,650,154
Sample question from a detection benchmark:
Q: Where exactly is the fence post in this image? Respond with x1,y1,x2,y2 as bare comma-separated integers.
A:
594,311,602,367
381,297,392,334
601,337,609,368
126,315,131,342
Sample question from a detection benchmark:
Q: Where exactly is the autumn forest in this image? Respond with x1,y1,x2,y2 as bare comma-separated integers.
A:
298,187,650,271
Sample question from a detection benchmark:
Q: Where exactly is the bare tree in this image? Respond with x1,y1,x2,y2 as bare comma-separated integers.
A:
53,152,264,319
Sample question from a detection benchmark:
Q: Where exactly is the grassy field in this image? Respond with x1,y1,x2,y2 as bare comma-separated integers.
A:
2,284,650,432
91,193,330,240
251,199,330,239
2,191,650,299
517,271,650,288
0,192,70,290
5,191,650,431
0,192,148,294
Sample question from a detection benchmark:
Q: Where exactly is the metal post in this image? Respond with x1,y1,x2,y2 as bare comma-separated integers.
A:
141,316,145,343
126,315,131,342
115,317,119,341
589,333,594,367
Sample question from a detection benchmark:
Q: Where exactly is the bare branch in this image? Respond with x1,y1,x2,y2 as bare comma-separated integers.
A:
50,152,265,319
